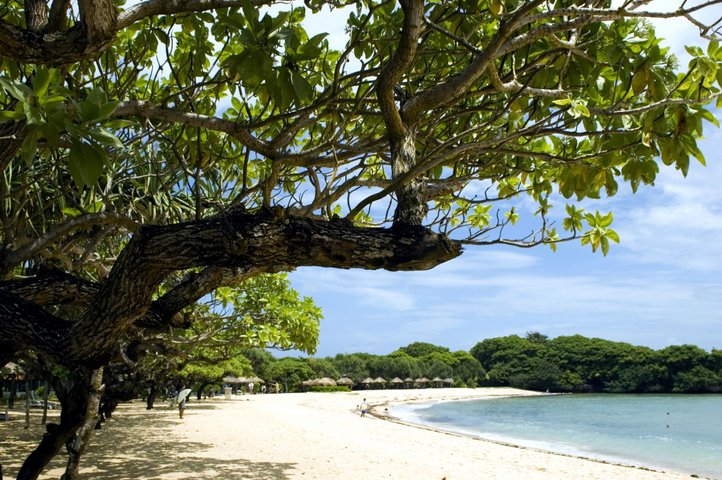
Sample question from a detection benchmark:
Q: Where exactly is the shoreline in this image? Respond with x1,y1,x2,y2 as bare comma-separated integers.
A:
369,390,715,480
0,388,710,480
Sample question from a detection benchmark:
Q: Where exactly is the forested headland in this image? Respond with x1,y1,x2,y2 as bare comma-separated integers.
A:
240,334,722,394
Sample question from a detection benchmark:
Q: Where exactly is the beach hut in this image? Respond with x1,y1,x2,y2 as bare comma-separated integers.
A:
443,377,454,387
361,377,374,388
390,377,404,389
432,377,444,388
315,377,337,387
2,362,24,382
336,377,354,389
404,377,414,388
414,377,430,388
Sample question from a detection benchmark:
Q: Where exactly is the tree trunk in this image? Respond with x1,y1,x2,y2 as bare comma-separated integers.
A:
9,377,16,409
391,130,427,226
41,380,49,425
146,382,156,409
61,368,103,480
24,379,29,429
16,371,91,480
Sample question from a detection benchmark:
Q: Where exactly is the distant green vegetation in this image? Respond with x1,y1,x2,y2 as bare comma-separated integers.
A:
96,336,719,395
251,342,486,393
470,333,722,393
249,335,721,394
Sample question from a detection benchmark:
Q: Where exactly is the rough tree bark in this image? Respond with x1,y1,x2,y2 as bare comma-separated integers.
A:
16,370,93,480
1,208,461,369
376,0,427,227
61,368,104,480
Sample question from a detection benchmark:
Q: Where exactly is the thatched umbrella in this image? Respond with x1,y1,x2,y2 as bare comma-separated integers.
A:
315,377,337,387
390,377,404,389
404,377,414,388
373,376,386,384
443,377,454,386
336,377,354,388
2,362,23,375
249,376,265,384
432,377,444,388
414,377,430,388
222,375,240,384
361,377,374,385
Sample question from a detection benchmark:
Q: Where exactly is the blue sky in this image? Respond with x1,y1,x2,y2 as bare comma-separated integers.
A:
285,2,722,357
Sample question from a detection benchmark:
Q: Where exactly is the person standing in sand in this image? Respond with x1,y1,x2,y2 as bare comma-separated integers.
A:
360,398,367,417
178,397,186,419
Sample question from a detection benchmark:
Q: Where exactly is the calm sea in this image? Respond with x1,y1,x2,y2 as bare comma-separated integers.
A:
392,394,722,479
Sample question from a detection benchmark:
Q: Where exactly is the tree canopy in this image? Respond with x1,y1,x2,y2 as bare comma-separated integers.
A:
1,0,722,478
470,333,722,393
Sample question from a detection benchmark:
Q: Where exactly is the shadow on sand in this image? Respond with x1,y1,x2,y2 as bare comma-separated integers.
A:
0,402,296,479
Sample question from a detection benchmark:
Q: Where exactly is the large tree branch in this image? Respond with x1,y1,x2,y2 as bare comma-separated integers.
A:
116,0,273,30
0,0,276,65
0,290,71,359
53,208,460,365
376,0,424,141
401,0,545,124
25,0,49,32
0,269,98,306
78,0,117,44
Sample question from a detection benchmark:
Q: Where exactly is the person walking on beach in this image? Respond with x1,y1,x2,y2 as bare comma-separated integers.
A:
360,398,367,417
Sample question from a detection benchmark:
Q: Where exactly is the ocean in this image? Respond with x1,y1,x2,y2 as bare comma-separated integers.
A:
392,394,722,479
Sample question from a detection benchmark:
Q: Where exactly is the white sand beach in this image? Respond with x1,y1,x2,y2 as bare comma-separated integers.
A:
0,388,699,479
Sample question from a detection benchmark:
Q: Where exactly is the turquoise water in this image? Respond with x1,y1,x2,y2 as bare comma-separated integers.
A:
393,394,722,478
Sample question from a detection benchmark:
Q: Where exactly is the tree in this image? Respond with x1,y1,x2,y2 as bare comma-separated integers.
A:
450,351,485,386
394,342,450,358
306,357,341,378
262,357,315,392
2,1,721,478
332,353,371,382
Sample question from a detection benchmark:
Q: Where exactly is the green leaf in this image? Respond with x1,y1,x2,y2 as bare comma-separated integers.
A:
40,123,61,147
102,119,137,129
23,102,44,126
61,207,82,216
0,109,24,123
33,67,52,99
89,128,125,149
68,142,104,187
685,45,704,58
597,212,613,228
0,78,26,101
631,67,648,95
601,236,610,256
96,100,119,122
489,0,504,16
20,130,38,165
290,71,313,103
606,229,620,243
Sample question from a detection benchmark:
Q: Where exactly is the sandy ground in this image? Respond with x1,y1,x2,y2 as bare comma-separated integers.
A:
0,388,702,480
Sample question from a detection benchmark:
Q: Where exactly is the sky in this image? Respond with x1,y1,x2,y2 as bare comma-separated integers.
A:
283,2,722,357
